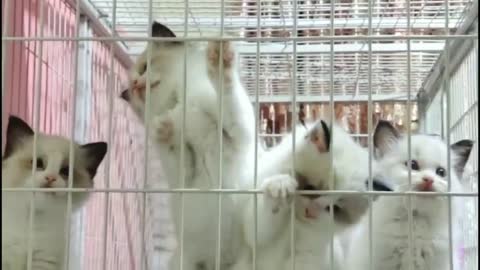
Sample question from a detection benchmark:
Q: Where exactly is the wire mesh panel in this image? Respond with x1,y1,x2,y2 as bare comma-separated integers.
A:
1,0,478,270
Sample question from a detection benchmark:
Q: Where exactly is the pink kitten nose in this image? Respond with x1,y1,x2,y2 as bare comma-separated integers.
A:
422,177,434,185
45,175,57,184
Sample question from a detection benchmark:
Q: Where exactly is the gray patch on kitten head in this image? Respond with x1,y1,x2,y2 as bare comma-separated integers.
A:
151,21,181,45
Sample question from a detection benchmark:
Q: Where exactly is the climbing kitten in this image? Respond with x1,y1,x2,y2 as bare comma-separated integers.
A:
2,116,108,270
346,120,473,270
232,120,390,270
121,22,257,270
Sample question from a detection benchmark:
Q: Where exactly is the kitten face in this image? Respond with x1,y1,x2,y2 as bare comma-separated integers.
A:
293,120,390,228
374,120,473,212
120,21,182,121
2,116,108,208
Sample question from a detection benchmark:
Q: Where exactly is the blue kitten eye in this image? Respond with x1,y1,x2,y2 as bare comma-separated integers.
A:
436,167,446,177
60,166,69,177
405,160,420,170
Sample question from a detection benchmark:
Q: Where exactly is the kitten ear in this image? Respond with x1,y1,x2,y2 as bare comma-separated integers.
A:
306,119,331,153
3,115,34,159
373,120,400,157
450,139,474,177
80,142,108,178
151,21,176,38
120,88,130,102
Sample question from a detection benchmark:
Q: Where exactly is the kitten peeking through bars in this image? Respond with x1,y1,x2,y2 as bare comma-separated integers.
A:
2,115,108,270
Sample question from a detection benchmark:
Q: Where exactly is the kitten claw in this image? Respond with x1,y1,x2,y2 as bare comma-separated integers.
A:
152,115,175,145
261,174,297,212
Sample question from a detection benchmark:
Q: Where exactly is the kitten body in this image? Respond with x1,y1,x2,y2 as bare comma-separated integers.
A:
2,116,107,270
121,23,257,270
232,121,382,270
346,121,473,270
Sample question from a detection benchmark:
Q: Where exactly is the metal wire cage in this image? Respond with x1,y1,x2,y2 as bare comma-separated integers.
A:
1,0,478,270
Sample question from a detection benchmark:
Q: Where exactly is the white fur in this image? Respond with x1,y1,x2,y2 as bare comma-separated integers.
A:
346,134,466,270
124,34,257,270
2,132,104,270
232,122,375,270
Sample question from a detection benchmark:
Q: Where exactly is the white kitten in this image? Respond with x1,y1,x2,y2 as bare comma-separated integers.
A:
346,120,473,270
121,22,257,270
232,120,390,270
2,116,107,270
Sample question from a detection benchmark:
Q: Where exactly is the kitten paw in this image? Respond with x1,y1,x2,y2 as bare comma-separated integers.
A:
207,41,234,89
261,174,297,213
152,114,175,145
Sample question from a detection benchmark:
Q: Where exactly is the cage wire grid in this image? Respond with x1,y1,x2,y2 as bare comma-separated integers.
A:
1,0,478,270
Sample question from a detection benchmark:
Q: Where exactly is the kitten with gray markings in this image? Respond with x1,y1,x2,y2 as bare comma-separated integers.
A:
121,22,257,270
232,120,391,270
345,120,473,270
2,115,107,270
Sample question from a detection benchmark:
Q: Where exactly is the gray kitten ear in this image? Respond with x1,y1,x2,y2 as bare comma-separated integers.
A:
306,119,330,153
151,21,176,38
3,115,34,159
373,120,400,157
80,142,108,178
451,139,474,177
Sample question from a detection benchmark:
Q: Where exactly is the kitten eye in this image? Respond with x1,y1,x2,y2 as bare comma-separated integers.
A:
303,184,315,191
32,158,44,170
436,167,446,177
325,205,341,213
140,63,147,74
60,166,69,178
405,160,420,171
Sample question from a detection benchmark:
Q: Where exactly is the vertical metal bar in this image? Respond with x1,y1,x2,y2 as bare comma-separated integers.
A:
64,0,81,268
291,0,298,269
253,1,261,269
27,0,45,268
367,0,374,269
405,1,414,270
178,1,190,270
328,0,335,269
443,0,454,269
102,0,118,268
215,1,226,270
1,0,10,101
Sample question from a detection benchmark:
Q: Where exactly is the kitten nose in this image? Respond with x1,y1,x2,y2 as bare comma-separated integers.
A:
422,177,434,185
120,89,130,101
45,175,57,184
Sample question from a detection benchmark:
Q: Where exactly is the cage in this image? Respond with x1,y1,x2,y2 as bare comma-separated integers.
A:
1,0,478,270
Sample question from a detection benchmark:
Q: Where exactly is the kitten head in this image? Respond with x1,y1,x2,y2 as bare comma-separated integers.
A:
293,119,391,228
2,116,108,210
120,21,184,121
373,120,473,212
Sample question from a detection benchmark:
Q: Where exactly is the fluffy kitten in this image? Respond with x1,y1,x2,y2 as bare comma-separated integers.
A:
2,116,107,270
232,120,390,270
121,22,256,270
346,120,474,270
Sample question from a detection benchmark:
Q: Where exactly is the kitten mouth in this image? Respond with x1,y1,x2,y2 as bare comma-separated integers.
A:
414,183,435,192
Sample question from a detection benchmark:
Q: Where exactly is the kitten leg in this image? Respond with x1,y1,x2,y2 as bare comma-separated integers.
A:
206,41,255,147
242,174,297,248
152,112,176,146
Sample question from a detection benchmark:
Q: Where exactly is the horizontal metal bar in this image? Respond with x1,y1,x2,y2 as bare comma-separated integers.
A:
2,34,478,42
249,94,415,103
128,42,446,55
112,17,464,29
1,188,478,197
